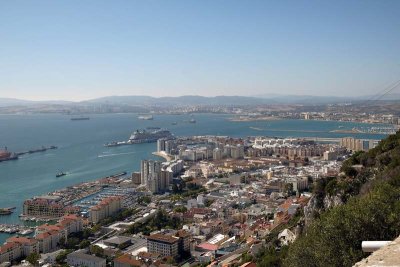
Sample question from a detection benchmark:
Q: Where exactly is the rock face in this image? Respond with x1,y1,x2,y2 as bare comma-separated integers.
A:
323,194,343,210
303,195,318,226
303,194,343,226
353,236,400,267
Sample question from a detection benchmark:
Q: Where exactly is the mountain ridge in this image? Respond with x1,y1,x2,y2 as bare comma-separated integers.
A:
1,93,400,107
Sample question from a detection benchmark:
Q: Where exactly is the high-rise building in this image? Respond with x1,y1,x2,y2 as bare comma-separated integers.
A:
160,170,173,191
340,137,378,152
213,148,223,160
157,139,166,152
131,172,141,185
141,160,162,187
230,144,244,159
141,160,171,193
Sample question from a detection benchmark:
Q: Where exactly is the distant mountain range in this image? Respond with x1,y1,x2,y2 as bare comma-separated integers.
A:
0,98,73,107
1,93,400,107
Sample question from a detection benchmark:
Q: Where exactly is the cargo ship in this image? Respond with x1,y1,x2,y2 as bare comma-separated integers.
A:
105,129,174,147
0,148,18,162
71,117,90,121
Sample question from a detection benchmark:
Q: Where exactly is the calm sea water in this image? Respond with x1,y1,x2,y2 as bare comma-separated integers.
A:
0,113,388,243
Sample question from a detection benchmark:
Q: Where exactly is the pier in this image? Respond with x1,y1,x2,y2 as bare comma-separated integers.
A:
16,145,58,156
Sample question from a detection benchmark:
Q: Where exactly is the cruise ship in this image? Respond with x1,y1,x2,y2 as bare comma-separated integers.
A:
129,129,173,143
105,129,174,147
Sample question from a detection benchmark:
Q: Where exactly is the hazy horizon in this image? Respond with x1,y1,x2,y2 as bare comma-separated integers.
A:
1,1,400,101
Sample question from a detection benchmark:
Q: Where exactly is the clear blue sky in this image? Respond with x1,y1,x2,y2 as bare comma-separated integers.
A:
0,0,399,101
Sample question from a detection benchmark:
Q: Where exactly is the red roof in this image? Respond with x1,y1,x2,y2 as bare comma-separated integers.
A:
114,254,142,266
0,242,20,253
7,236,37,246
197,242,218,251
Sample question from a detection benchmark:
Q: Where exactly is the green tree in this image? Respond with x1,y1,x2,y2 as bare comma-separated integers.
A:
26,253,40,266
79,240,91,249
90,245,105,257
173,206,187,213
56,250,70,264
284,183,294,196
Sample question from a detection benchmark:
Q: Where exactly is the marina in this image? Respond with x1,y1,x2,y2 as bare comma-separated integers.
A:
0,224,34,235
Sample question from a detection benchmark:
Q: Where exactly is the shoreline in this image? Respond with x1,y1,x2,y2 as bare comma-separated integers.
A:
229,116,279,122
152,151,174,161
229,116,395,126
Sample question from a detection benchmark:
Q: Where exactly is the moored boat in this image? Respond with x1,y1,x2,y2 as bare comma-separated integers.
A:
56,172,67,178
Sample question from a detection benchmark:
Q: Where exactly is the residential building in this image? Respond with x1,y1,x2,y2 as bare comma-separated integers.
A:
0,242,22,264
141,160,173,193
89,196,121,224
67,251,106,267
23,196,78,219
132,172,141,185
141,160,161,187
5,237,39,258
35,230,61,253
147,233,179,257
114,254,142,267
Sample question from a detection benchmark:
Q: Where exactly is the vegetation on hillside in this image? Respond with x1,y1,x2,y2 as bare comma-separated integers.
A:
282,131,400,267
255,131,400,267
127,209,182,235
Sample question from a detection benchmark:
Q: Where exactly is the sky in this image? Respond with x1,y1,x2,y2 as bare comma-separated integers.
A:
0,0,399,101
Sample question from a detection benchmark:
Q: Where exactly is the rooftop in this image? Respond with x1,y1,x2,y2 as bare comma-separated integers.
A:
114,254,142,267
67,251,105,263
147,234,178,244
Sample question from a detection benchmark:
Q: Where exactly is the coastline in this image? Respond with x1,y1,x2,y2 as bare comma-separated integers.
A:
229,116,396,126
229,116,279,122
152,151,174,162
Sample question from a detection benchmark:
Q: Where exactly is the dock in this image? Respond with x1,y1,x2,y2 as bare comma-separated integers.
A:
16,145,58,156
0,224,34,235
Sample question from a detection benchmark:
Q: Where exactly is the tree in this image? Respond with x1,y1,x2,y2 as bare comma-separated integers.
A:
173,206,187,213
58,236,66,248
26,253,40,266
138,195,151,205
204,199,214,207
343,166,358,177
90,245,105,257
56,250,70,264
65,237,80,249
79,240,91,249
284,183,294,196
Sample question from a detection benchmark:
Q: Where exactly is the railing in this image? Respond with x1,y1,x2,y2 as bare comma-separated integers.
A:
361,241,391,252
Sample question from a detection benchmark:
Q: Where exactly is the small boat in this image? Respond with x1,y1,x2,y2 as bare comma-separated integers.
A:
0,208,13,215
171,122,177,125
20,229,33,235
189,118,196,123
56,172,67,178
138,114,153,120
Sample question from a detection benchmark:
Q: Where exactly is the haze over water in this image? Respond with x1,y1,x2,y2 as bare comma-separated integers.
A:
0,113,389,243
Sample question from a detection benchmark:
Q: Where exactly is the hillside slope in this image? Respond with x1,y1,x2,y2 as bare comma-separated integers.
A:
282,131,400,267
